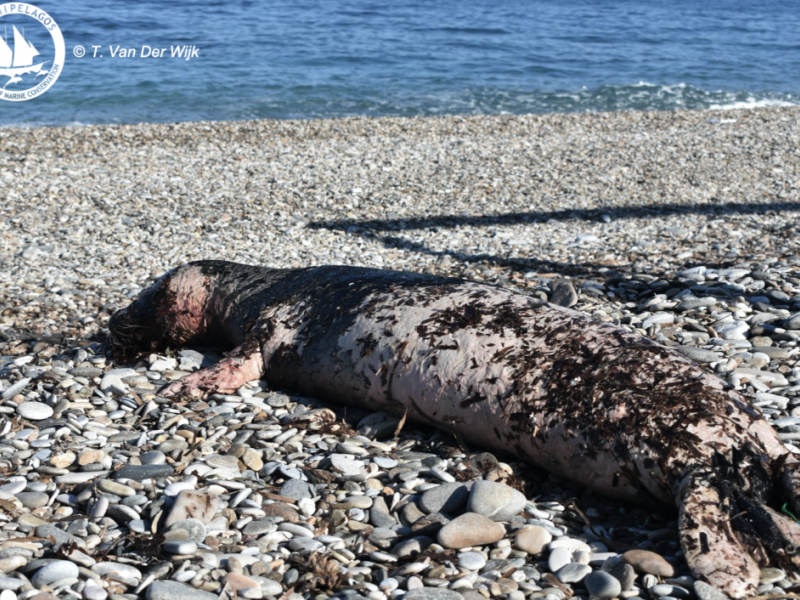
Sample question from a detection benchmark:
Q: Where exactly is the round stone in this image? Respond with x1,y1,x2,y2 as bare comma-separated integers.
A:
205,454,239,470
280,479,314,500
609,562,636,591
140,451,167,465
467,480,527,521
585,571,622,600
92,562,143,580
252,577,282,596
457,552,486,571
514,525,552,555
222,573,259,591
266,394,289,408
622,549,675,577
17,492,49,509
32,560,79,587
404,589,465,600
288,538,323,553
0,577,25,590
0,557,27,574
548,547,573,572
420,483,469,514
555,563,591,584
17,403,54,421
114,464,174,481
97,479,135,497
163,540,197,554
146,580,217,600
0,481,25,495
158,439,188,453
437,513,505,549
83,585,108,600
262,502,299,523
164,482,195,496
649,583,692,598
379,578,399,592
49,452,76,469
373,456,397,469
168,519,207,543
759,567,785,584
128,519,149,533
694,580,730,600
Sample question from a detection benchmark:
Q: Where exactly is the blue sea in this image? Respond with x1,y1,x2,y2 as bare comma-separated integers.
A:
1,0,799,126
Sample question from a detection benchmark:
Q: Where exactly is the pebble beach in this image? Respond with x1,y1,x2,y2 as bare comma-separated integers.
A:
0,107,800,600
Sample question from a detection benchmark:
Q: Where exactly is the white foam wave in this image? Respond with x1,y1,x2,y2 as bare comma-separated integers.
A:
709,97,798,110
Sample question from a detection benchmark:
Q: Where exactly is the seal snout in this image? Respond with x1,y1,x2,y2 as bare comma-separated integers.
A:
107,277,168,358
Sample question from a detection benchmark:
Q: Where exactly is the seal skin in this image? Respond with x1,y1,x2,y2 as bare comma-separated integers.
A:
109,260,800,596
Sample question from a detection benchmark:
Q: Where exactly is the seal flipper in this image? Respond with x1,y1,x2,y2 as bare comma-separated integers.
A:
160,345,264,399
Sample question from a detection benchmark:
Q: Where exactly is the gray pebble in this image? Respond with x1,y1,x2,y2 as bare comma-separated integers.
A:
693,580,730,600
128,519,149,533
93,562,142,580
420,482,469,514
163,540,198,554
550,279,578,308
16,402,53,420
404,589,465,600
146,580,217,600
674,346,720,363
0,577,25,590
457,552,486,571
114,464,174,481
280,478,314,500
168,518,207,543
650,584,692,599
585,571,623,599
555,562,592,583
548,547,572,572
467,480,527,521
17,492,48,509
2,378,30,399
32,560,79,587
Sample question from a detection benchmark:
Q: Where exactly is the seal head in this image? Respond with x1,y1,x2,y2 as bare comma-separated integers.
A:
108,265,212,358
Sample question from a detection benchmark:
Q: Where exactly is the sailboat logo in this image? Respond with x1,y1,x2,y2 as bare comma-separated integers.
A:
0,3,65,102
0,25,47,78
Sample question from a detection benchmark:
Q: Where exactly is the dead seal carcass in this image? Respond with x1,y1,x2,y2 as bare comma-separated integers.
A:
108,260,800,596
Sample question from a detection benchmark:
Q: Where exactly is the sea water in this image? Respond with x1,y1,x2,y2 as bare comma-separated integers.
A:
1,0,798,126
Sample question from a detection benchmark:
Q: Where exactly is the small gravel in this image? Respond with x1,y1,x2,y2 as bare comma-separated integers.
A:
1,108,799,600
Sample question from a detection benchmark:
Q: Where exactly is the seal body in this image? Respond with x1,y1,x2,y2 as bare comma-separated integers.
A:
109,260,800,597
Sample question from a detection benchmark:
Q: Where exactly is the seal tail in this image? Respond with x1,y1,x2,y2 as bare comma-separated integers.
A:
678,469,761,598
679,464,800,598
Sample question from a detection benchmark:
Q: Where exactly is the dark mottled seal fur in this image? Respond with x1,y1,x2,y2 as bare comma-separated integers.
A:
109,260,800,596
